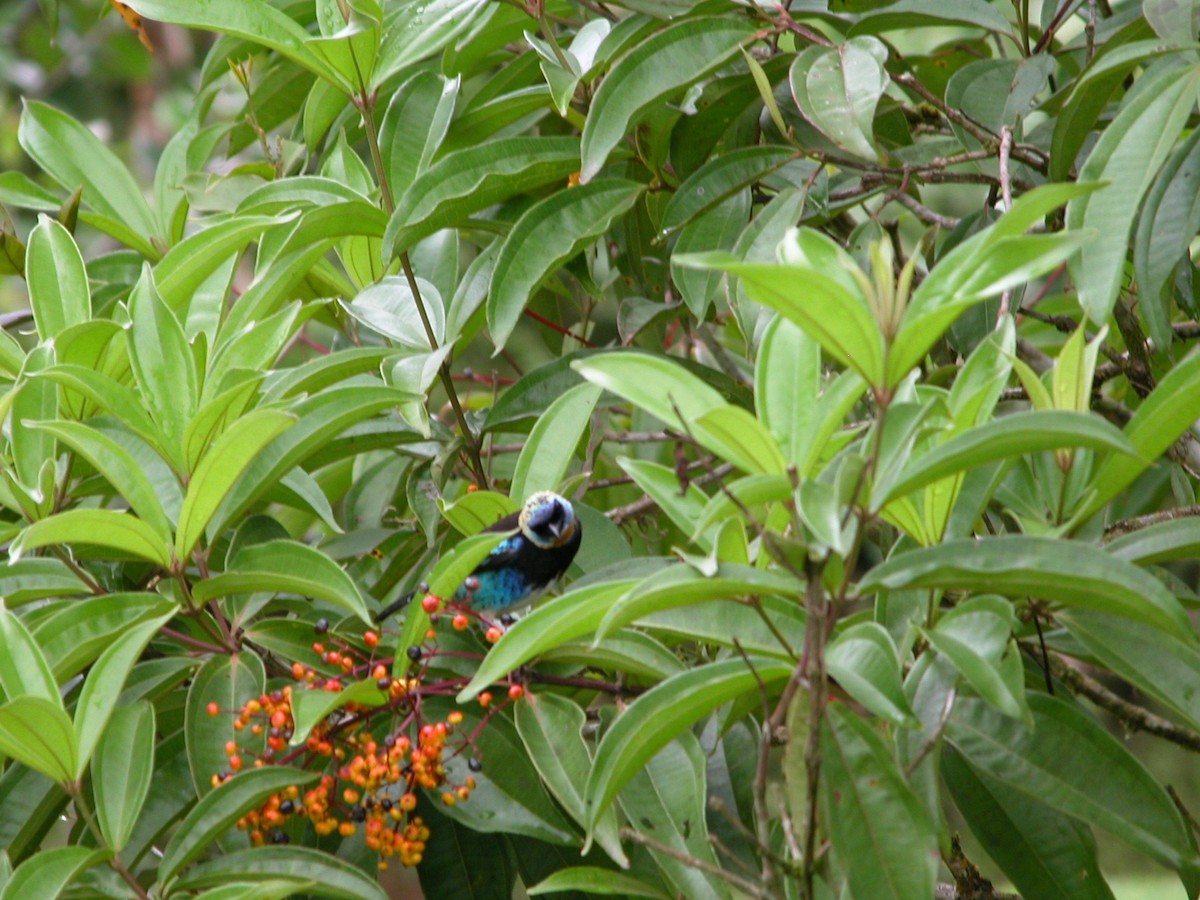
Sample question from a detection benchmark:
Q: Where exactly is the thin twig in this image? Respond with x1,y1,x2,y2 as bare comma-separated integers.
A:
619,827,770,898
1102,504,1200,542
606,463,735,524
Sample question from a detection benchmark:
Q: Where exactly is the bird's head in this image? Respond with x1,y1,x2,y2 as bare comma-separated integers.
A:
519,491,578,549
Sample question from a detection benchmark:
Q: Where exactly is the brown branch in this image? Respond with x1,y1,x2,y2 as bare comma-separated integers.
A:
1049,654,1200,753
606,462,735,524
619,827,770,899
1102,504,1200,542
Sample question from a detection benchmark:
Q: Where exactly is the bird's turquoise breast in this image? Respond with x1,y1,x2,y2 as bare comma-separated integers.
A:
454,567,530,611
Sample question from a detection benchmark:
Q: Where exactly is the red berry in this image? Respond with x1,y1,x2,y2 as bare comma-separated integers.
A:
421,595,441,613
508,684,525,701
206,702,220,717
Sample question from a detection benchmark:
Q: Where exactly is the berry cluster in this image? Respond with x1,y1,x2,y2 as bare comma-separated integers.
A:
206,607,510,870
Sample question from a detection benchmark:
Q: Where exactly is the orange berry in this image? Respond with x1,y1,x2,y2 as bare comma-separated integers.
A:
447,711,463,725
485,627,502,643
441,792,455,806
421,595,441,614
339,822,357,837
206,702,220,717
364,630,379,648
229,755,243,771
225,740,237,756
400,793,417,811
452,614,469,631
291,662,305,680
508,684,525,701
478,692,493,708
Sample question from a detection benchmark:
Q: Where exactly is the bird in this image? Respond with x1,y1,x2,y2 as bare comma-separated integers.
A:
375,491,582,621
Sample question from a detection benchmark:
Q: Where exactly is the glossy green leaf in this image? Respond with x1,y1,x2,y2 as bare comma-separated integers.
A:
1061,610,1200,733
1134,127,1200,350
120,0,338,85
339,274,443,349
827,623,915,726
0,558,87,608
176,409,296,559
440,491,518,536
73,612,173,780
574,352,724,428
427,529,513,600
1077,350,1200,520
32,420,173,541
584,657,792,827
458,580,638,701
821,703,937,900
489,179,644,349
596,563,802,642
0,603,60,704
677,234,885,385
379,71,459,198
790,37,889,160
93,701,155,851
948,694,1199,876
1106,517,1200,564
385,136,581,256
35,594,176,682
25,215,90,342
0,697,76,784
160,766,320,884
11,509,173,569
289,680,386,748
756,316,821,468
0,846,109,900
372,0,489,87
510,382,602,501
580,17,756,181
879,411,1138,507
172,846,388,899
515,692,626,865
185,653,266,797
128,264,197,449
660,146,795,234
942,747,1115,900
670,192,749,319
18,101,157,247
528,869,668,898
1066,63,1200,323
195,540,371,624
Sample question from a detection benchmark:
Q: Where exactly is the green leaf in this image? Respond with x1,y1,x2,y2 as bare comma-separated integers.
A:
1061,610,1200,733
0,846,110,900
379,71,460,198
922,627,1027,723
821,703,937,900
172,847,388,899
372,0,489,87
72,612,173,780
93,702,155,852
194,539,372,624
0,558,87,608
756,316,821,469
948,694,1199,876
185,652,266,797
595,563,802,642
25,215,90,342
660,146,795,235
440,491,519,536
580,17,756,182
1077,350,1200,521
1066,63,1200,323
426,529,514,600
11,509,173,569
942,747,1115,900
826,623,915,726
879,411,1138,507
155,213,297,312
458,580,639,701
528,869,669,898
790,37,889,160
128,264,198,451
34,594,175,682
176,409,296,559
1106,517,1200,565
694,404,788,475
385,136,581,256
18,101,157,249
0,603,60,704
489,179,644,350
861,535,1193,640
573,352,724,429
0,697,77,784
678,234,885,386
289,681,387,748
510,382,603,501
617,458,712,544
515,692,626,865
32,420,174,542
584,657,792,827
339,275,443,349
119,0,339,86
160,766,320,884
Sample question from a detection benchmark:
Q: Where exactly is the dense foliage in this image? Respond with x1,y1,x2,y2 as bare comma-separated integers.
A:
2,0,1200,897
